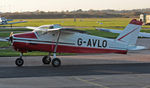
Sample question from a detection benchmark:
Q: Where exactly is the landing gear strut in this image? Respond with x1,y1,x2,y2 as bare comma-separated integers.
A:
50,30,62,67
15,53,24,67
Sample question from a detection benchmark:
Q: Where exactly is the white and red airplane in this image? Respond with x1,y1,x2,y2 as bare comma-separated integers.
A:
0,19,145,67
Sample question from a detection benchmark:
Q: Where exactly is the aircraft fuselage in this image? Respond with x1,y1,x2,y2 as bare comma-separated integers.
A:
12,31,128,54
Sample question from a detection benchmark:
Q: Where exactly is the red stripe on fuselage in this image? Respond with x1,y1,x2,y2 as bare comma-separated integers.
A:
13,42,127,54
14,32,37,39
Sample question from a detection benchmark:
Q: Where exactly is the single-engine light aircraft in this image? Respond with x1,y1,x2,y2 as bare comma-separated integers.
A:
0,19,145,67
0,17,27,27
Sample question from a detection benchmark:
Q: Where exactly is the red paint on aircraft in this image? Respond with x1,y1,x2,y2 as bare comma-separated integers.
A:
13,42,127,54
129,19,143,25
14,32,37,39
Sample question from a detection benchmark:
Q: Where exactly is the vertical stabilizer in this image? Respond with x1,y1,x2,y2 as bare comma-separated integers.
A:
116,19,143,45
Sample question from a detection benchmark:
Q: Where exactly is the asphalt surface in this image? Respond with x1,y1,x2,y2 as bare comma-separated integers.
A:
0,50,150,88
0,38,150,88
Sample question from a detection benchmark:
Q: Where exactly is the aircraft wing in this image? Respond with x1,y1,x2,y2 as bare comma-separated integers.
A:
38,28,88,34
26,27,38,30
96,28,150,38
7,21,27,24
96,28,122,33
26,24,63,31
7,19,13,21
48,28,87,33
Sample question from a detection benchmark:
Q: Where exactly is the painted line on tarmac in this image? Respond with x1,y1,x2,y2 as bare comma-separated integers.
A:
73,77,109,88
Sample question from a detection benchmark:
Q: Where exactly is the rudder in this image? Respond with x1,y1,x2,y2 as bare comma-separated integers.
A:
116,19,143,45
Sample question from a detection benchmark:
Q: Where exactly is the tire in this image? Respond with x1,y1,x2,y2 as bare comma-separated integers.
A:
52,58,61,67
15,58,24,67
42,56,51,64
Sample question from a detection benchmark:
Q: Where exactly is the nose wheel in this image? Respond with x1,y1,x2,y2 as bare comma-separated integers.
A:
15,58,24,67
15,53,24,67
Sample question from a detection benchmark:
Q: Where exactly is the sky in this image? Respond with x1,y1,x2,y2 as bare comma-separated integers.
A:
0,0,150,12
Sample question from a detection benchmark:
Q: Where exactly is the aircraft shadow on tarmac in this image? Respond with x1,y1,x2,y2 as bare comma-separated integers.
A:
0,63,150,78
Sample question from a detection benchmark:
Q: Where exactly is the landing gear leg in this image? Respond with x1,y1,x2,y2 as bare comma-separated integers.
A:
15,53,24,67
51,53,61,67
42,52,51,64
51,30,61,67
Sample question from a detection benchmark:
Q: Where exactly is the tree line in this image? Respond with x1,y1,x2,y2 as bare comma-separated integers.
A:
1,8,150,19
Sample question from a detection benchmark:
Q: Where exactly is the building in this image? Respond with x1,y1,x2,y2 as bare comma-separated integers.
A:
140,14,150,25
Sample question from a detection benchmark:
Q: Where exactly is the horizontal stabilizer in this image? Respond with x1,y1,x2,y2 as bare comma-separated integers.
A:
96,28,122,33
128,45,146,50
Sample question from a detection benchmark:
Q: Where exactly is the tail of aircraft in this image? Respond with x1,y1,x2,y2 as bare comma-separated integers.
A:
116,19,143,45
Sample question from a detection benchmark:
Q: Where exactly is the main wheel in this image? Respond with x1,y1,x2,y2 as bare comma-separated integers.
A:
15,58,24,67
52,58,61,67
42,56,51,64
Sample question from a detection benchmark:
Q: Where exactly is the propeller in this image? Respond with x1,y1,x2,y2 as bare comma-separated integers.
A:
0,32,14,48
9,32,14,43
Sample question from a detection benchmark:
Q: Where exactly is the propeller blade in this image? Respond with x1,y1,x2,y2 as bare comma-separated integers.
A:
9,32,14,43
9,32,13,37
0,38,9,42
